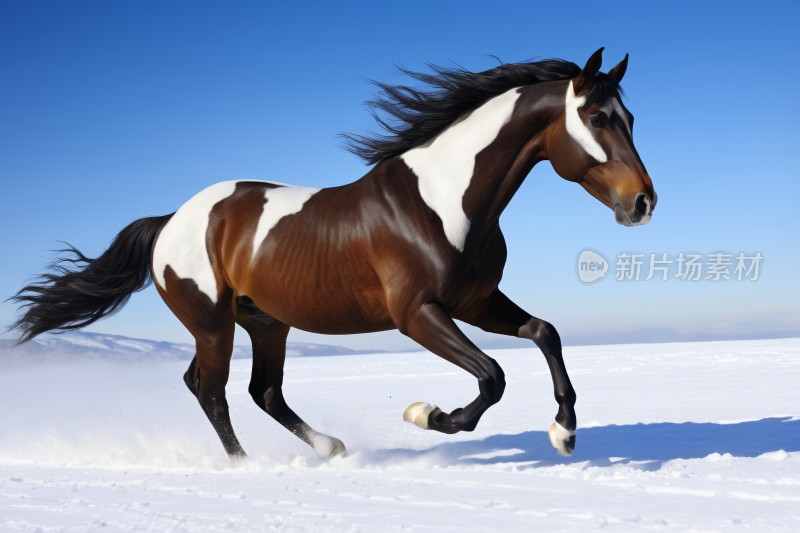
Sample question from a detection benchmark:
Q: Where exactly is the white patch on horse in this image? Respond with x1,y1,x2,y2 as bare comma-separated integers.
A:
565,81,608,163
251,185,320,260
401,88,522,252
153,181,239,303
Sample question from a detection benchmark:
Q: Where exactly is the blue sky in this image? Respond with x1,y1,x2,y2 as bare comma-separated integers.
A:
1,1,798,351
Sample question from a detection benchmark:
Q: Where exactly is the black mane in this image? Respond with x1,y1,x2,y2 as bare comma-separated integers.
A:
341,58,623,165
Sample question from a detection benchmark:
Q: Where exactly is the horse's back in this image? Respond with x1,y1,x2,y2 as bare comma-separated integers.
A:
151,180,316,298
239,181,395,333
152,179,394,333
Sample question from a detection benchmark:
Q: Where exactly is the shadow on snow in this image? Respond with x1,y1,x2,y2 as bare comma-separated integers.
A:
360,417,800,470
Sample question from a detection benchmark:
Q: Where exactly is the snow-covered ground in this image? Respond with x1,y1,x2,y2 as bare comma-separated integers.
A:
1,338,799,532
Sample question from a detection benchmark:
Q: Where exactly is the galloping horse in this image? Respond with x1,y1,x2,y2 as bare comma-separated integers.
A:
10,48,655,460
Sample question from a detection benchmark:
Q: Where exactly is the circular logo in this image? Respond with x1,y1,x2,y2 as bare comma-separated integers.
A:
576,249,609,284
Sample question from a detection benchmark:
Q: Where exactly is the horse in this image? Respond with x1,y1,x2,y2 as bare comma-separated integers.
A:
9,48,655,461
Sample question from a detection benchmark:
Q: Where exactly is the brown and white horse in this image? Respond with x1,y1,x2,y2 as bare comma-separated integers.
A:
10,48,655,460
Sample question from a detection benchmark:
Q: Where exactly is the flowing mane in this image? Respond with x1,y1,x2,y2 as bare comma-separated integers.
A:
342,58,625,165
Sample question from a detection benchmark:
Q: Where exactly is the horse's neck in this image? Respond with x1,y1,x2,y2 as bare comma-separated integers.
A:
399,87,544,252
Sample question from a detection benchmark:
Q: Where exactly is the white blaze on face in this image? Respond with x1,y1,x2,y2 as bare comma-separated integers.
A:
401,88,522,252
565,80,608,163
153,181,240,303
251,185,320,260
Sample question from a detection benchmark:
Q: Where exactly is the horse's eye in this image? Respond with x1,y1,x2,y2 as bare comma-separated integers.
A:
590,117,603,128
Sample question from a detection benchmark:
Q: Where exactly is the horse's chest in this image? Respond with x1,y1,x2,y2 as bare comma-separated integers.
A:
442,254,504,313
445,231,507,311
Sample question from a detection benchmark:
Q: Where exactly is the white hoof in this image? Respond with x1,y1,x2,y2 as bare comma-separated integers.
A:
548,422,576,457
403,402,440,430
310,433,347,459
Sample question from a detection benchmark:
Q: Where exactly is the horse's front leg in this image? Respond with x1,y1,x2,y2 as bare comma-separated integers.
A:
398,301,506,434
462,289,577,456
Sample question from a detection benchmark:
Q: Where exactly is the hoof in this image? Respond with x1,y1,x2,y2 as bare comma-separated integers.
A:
403,402,441,430
548,422,576,457
229,452,250,468
311,434,348,459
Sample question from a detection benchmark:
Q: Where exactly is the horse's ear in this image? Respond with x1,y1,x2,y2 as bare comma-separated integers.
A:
607,54,629,84
573,47,604,94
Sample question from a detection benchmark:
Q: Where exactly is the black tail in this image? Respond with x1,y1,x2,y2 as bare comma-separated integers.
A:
7,214,174,345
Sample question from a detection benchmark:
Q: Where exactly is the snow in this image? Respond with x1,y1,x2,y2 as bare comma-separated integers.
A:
1,338,799,531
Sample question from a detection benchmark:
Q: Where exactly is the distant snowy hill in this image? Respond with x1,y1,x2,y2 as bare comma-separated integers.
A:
0,330,386,361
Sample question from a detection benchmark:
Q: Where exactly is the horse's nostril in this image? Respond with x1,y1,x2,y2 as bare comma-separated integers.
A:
634,193,649,216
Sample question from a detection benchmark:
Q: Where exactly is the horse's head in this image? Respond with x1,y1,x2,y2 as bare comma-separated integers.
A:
547,48,656,226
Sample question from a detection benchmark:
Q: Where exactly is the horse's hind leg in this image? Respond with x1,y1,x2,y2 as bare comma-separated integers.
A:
179,304,248,460
236,298,346,459
183,347,246,460
156,272,246,461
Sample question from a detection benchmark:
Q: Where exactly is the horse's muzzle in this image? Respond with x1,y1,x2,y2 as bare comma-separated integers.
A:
615,192,655,227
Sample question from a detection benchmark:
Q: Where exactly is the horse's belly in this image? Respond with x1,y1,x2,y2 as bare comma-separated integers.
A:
247,275,395,334
240,239,394,334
